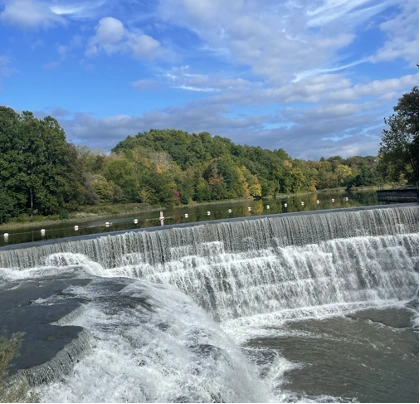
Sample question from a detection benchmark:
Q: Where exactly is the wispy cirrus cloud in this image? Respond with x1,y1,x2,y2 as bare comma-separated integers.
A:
292,59,369,83
157,0,395,85
49,1,106,19
306,0,390,27
131,66,260,94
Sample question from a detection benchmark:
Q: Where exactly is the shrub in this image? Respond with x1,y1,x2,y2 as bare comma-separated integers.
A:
0,332,38,403
59,209,69,220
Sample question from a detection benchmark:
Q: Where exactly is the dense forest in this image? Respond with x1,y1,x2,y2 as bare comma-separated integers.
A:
0,87,417,224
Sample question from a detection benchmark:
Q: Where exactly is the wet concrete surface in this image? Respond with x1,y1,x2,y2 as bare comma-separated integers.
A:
0,277,90,375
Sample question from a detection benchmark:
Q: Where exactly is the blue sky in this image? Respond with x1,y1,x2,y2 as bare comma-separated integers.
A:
0,0,418,160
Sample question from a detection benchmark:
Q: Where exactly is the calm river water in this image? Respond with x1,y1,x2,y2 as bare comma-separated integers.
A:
0,190,387,247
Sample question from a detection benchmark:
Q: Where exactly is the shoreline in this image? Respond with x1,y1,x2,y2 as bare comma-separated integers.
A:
0,186,384,231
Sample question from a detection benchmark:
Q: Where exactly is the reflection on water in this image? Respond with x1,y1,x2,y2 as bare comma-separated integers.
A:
0,191,387,247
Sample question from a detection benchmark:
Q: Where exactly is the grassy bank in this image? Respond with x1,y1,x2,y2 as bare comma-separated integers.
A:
0,203,157,231
0,199,252,231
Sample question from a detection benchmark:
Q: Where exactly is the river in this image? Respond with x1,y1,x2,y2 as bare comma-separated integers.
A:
1,190,384,247
0,203,417,402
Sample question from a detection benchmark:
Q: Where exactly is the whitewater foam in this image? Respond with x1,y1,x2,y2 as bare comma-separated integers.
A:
1,205,417,402
38,280,276,403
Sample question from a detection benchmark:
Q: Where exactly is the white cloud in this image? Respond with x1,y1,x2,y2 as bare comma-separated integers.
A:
131,66,262,94
49,1,105,19
174,85,217,92
57,66,419,160
372,1,419,64
292,59,368,83
126,32,161,59
86,16,164,60
55,90,387,161
306,0,388,27
158,0,396,85
329,74,419,102
3,0,418,161
96,16,124,43
0,0,65,29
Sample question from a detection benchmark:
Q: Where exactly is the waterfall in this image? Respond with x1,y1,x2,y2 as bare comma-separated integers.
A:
33,279,277,403
1,205,418,324
1,204,418,402
0,205,418,270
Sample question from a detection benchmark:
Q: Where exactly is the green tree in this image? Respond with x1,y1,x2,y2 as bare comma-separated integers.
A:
0,107,27,215
104,158,139,202
0,184,17,224
195,177,212,202
91,174,114,203
379,86,419,184
348,168,383,187
203,159,229,200
175,168,196,204
141,171,178,206
334,164,353,186
0,108,85,217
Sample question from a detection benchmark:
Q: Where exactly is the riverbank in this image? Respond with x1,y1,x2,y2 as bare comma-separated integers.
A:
0,200,250,231
0,186,385,231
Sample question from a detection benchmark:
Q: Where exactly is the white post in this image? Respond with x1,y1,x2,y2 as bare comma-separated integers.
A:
105,222,110,227
248,206,251,211
331,199,335,202
207,211,211,216
134,219,138,224
159,211,164,226
228,209,232,213
266,205,270,209
284,203,287,207
184,213,188,218
74,225,79,231
40,229,45,236
3,233,8,241
317,200,320,204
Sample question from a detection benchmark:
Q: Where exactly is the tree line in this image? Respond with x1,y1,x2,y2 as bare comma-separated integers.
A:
0,87,417,224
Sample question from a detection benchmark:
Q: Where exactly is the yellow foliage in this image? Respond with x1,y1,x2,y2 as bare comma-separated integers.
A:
249,182,262,197
283,160,293,170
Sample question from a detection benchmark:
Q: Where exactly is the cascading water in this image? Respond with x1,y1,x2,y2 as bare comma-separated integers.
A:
1,205,417,270
0,205,418,402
